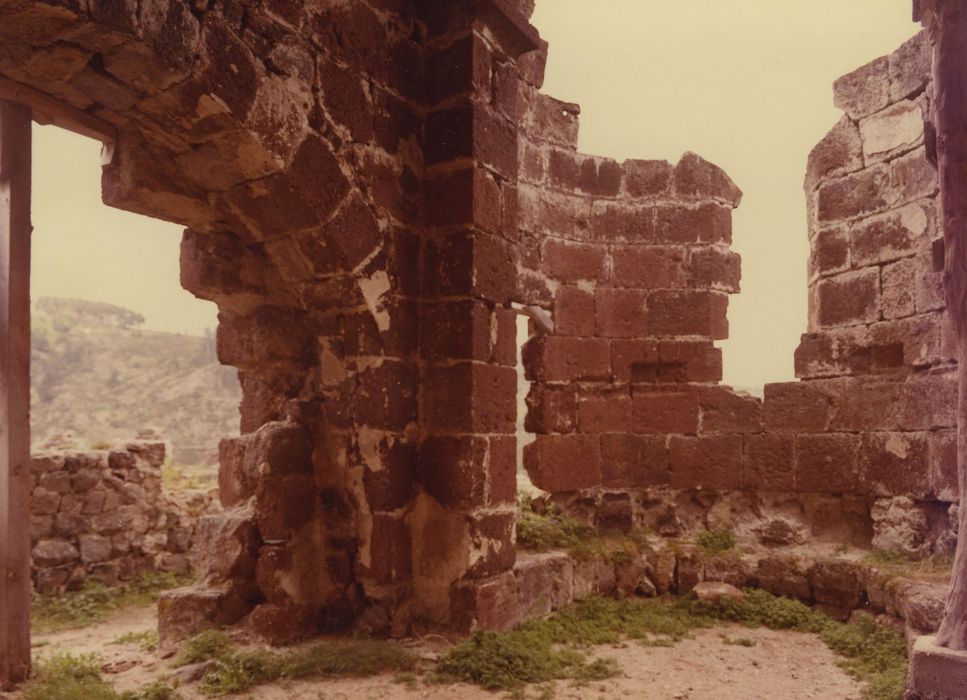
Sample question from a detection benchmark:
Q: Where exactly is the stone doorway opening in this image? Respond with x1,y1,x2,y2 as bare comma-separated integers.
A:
27,121,239,597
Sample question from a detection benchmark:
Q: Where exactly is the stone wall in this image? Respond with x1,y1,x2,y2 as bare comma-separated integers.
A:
516,31,956,558
1,0,955,645
29,441,209,593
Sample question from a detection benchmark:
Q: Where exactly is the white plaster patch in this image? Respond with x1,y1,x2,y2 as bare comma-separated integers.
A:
318,338,347,387
357,428,384,470
885,434,910,459
359,270,392,333
899,203,929,238
859,100,923,158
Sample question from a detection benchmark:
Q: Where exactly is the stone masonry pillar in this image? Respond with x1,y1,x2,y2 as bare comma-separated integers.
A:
412,1,540,631
0,99,31,687
910,1,967,696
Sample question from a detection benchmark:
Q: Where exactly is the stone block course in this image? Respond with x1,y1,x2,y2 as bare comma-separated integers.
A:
29,442,211,592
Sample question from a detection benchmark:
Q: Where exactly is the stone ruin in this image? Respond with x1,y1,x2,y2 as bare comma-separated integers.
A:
2,0,967,696
29,440,214,593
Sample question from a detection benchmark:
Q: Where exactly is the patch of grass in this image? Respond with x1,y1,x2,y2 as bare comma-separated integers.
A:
175,630,234,667
23,652,182,700
183,636,416,697
720,634,756,647
112,630,159,652
23,654,119,700
695,528,736,554
864,550,953,584
33,573,190,633
437,591,906,699
516,499,594,552
516,498,650,563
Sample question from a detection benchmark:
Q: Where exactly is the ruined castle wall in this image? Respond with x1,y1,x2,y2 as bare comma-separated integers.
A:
0,0,544,640
29,441,207,592
517,30,956,556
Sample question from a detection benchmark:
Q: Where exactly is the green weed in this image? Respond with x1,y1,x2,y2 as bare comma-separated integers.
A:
178,634,416,697
33,573,190,633
695,528,736,554
112,630,159,652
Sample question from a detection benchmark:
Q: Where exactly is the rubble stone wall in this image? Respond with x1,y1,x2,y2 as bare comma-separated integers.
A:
517,31,956,558
29,442,206,593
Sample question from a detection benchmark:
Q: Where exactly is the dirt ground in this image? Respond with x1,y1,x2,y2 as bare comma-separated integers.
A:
12,605,864,700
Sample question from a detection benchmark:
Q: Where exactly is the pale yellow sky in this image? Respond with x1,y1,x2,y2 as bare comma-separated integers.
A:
30,1,919,387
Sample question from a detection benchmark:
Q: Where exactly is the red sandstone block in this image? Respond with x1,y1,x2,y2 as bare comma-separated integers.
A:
542,238,607,282
590,201,657,242
577,389,633,433
763,382,831,432
423,230,517,303
881,259,916,320
476,103,519,179
450,570,520,632
795,433,859,494
829,377,903,431
804,116,863,192
858,431,928,498
522,336,611,382
534,191,592,241
623,159,672,198
515,552,575,620
611,245,686,289
424,166,501,233
669,434,743,490
425,33,490,104
743,433,795,491
526,94,579,147
648,290,729,339
687,246,741,292
467,511,517,578
698,386,762,434
419,435,489,509
555,286,595,336
809,227,850,279
524,384,578,434
520,141,545,183
524,434,601,492
423,362,517,433
671,152,742,205
578,157,622,197
255,475,316,541
488,436,517,505
833,55,889,120
217,307,311,367
659,341,723,382
424,102,473,164
849,204,925,267
890,148,937,205
547,149,581,189
815,269,880,328
493,306,518,367
816,166,891,223
611,339,660,382
656,203,732,244
363,439,417,512
898,372,957,431
369,514,412,584
927,429,957,500
353,360,419,430
632,387,700,435
600,433,669,487
420,299,493,362
595,288,648,338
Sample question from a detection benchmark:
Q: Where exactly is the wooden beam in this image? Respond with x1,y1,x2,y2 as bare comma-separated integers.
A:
0,98,31,687
0,75,116,145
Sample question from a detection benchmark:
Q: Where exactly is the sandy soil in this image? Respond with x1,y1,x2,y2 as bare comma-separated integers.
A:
10,606,864,700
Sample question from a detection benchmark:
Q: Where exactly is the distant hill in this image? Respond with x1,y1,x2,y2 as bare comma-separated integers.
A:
31,297,241,465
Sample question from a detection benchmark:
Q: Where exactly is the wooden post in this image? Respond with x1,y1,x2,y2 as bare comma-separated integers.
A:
0,99,31,686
